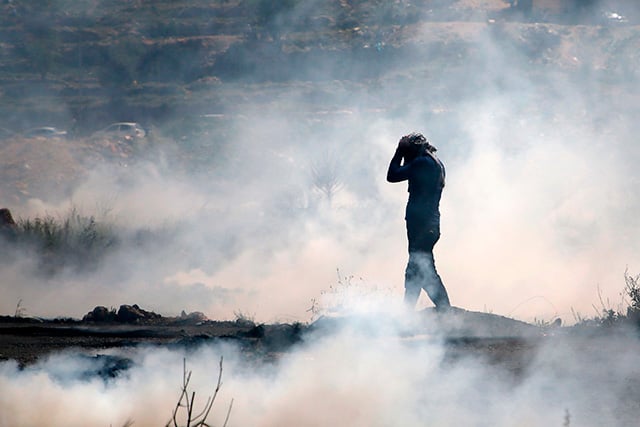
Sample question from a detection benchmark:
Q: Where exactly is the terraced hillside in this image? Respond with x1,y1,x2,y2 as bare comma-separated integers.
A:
0,0,639,205
0,0,636,132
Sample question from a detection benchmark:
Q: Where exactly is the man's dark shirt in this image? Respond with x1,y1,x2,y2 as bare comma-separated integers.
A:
387,148,445,233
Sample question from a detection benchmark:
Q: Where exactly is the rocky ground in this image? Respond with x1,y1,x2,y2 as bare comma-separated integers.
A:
0,304,306,368
0,304,544,383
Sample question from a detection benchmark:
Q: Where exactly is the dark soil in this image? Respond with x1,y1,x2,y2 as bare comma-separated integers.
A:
0,315,305,368
0,307,544,382
5,306,635,389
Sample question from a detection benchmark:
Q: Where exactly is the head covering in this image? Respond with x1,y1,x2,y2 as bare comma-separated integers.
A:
405,132,427,145
403,132,437,153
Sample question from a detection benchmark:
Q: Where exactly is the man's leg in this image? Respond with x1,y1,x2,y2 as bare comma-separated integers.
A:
421,251,450,310
406,252,450,310
403,254,422,308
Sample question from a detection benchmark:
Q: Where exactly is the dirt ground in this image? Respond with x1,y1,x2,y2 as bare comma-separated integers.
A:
0,316,301,367
0,307,545,385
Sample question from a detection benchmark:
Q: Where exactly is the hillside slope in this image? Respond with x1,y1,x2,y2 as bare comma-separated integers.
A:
0,0,636,131
0,0,639,206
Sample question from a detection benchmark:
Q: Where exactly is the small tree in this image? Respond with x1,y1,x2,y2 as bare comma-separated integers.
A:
310,151,343,204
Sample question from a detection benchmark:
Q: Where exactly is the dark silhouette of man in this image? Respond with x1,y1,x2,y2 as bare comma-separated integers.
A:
387,133,451,311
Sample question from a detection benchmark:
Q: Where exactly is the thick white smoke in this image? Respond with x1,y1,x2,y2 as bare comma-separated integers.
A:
3,1,640,426
1,309,640,426
1,2,639,326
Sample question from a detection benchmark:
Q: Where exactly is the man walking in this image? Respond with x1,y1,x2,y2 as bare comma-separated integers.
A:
387,133,451,311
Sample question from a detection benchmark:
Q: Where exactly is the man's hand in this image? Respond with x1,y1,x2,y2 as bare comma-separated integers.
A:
398,135,412,150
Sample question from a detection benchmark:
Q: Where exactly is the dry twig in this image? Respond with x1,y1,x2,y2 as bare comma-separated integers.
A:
166,356,232,427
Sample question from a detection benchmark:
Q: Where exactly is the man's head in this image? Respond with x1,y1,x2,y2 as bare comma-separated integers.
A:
401,132,427,146
400,132,436,162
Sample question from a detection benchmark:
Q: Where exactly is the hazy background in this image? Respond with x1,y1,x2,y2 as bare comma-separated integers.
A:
1,0,639,325
2,2,640,426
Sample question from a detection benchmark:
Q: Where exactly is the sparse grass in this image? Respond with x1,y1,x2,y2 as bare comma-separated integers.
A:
233,310,256,327
13,207,118,273
307,268,395,321
591,284,625,327
571,270,640,330
13,299,26,318
533,317,552,328
3,205,196,277
307,268,358,320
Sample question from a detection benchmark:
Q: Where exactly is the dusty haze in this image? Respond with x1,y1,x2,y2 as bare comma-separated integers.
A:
1,1,639,326
2,2,640,426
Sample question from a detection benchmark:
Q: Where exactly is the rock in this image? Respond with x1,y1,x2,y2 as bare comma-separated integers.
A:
83,306,117,322
0,208,18,246
82,304,162,323
116,304,161,323
179,310,208,323
0,208,17,240
0,208,16,226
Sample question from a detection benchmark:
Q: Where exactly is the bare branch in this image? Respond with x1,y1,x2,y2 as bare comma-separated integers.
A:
197,356,224,425
222,399,234,427
166,356,232,427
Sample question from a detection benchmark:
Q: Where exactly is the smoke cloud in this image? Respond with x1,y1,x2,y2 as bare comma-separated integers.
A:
6,5,640,427
4,1,640,425
1,311,640,426
1,2,640,327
